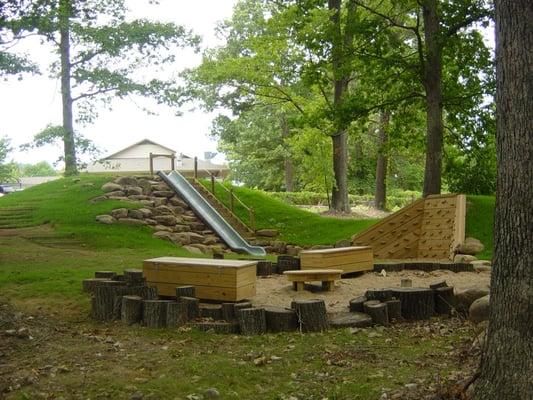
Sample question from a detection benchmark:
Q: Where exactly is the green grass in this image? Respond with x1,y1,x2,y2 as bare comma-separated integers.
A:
199,180,377,245
466,195,495,260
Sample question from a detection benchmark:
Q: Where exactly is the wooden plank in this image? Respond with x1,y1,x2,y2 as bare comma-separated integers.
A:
300,246,371,255
143,268,256,288
151,281,256,301
144,257,257,268
451,194,466,259
301,253,373,266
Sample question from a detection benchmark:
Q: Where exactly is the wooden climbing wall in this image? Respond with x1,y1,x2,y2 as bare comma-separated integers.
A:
351,194,466,261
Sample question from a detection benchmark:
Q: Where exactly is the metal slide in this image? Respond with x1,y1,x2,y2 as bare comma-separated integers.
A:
158,170,266,257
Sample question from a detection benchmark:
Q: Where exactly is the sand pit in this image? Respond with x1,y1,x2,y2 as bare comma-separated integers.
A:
253,269,491,312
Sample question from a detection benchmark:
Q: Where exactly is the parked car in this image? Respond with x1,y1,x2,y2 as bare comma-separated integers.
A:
0,185,14,196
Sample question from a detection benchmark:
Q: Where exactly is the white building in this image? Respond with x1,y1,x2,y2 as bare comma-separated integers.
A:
86,139,229,177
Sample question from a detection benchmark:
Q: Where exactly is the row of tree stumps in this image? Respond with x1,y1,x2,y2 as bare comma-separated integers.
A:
83,270,456,335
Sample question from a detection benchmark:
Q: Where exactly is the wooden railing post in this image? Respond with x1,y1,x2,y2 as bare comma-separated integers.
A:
194,157,198,179
211,175,215,194
229,188,235,212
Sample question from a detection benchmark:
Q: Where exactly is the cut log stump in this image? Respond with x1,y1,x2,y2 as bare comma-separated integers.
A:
234,301,252,314
221,303,236,321
256,261,273,277
292,299,329,333
121,295,142,325
82,278,107,293
349,296,367,313
430,280,448,290
166,302,188,328
95,271,116,279
93,281,127,321
363,300,389,326
200,304,223,320
179,296,200,319
365,288,393,302
265,307,298,333
328,312,372,329
385,299,402,321
237,307,267,335
124,269,144,286
143,300,171,328
391,288,435,320
176,285,195,298
434,286,455,315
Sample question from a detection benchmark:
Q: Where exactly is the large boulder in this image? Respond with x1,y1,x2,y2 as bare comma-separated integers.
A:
152,190,174,198
286,245,303,257
469,295,490,324
110,208,128,219
457,237,485,255
455,286,490,315
105,190,126,198
128,195,150,201
153,231,173,241
101,182,123,192
152,198,167,207
117,218,147,226
183,232,205,244
170,233,191,245
152,205,174,216
334,239,352,248
127,209,144,220
137,179,152,195
183,245,204,255
115,176,138,186
137,208,153,218
168,197,188,208
96,215,115,224
454,254,478,263
124,186,143,196
153,215,180,226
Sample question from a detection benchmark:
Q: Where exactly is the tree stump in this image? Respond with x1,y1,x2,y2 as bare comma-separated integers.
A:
237,307,267,335
192,321,239,334
265,307,298,333
166,302,188,328
328,312,372,329
292,299,329,333
221,303,236,321
179,296,199,319
256,260,273,277
93,281,126,321
121,295,143,325
234,301,252,314
143,300,171,328
363,300,389,326
200,304,223,320
124,269,144,286
176,285,195,298
385,299,402,321
348,296,367,312
82,278,107,293
140,286,157,300
277,255,300,273
365,288,393,302
391,288,435,320
95,271,116,279
434,286,455,315
429,280,448,290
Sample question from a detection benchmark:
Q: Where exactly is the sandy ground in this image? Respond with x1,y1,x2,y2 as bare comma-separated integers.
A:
253,269,491,312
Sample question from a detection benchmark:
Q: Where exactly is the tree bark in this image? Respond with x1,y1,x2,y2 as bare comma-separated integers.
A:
292,299,329,333
374,110,389,210
280,113,294,192
237,307,267,335
391,288,435,320
475,1,533,398
421,0,443,197
59,0,78,176
363,300,389,326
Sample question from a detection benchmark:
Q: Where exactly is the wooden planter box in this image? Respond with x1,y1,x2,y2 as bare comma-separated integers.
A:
143,257,257,302
300,246,373,274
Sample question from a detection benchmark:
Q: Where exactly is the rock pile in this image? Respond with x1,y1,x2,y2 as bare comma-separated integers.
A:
94,175,227,255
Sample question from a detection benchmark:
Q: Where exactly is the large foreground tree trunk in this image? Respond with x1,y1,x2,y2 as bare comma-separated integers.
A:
59,0,78,176
474,1,533,398
421,0,443,197
374,110,389,210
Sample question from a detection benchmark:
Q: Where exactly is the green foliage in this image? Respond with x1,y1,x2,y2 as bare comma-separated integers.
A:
0,136,17,182
17,161,58,177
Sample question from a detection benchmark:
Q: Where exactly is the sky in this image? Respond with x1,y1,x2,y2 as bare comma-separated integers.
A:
0,0,238,168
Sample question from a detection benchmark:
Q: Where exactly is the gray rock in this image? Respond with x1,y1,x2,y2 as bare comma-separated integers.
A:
170,233,191,245
455,286,490,314
124,186,143,196
454,254,478,263
152,197,167,207
154,225,173,232
457,237,485,255
152,190,174,198
151,183,169,191
168,196,188,208
256,229,279,237
187,243,211,253
115,176,138,186
181,232,205,244
153,205,174,216
138,208,152,218
286,245,303,256
271,240,287,254
169,205,186,215
203,388,220,399
117,218,147,226
153,231,174,241
473,264,491,273
96,215,116,224
128,194,151,201
101,182,123,192
144,218,157,226
310,244,334,250
182,215,197,222
128,209,144,219
469,295,490,324
173,224,190,232
183,245,204,255
137,179,152,195
203,236,219,245
139,200,155,207
110,208,128,219
90,195,108,203
334,239,352,248
187,221,206,231
106,190,126,197
130,391,144,400
153,215,179,226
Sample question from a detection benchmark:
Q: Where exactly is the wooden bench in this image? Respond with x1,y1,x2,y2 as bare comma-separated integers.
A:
143,257,257,301
283,269,343,292
300,246,373,274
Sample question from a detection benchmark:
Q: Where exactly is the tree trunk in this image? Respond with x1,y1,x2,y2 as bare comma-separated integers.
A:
237,307,267,335
475,1,533,398
363,300,389,326
391,288,435,320
121,295,143,325
280,114,294,192
265,307,298,333
292,299,329,333
374,110,389,210
329,0,351,212
59,0,77,176
421,0,443,197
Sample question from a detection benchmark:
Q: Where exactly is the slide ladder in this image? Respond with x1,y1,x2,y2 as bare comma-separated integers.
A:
158,170,266,257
